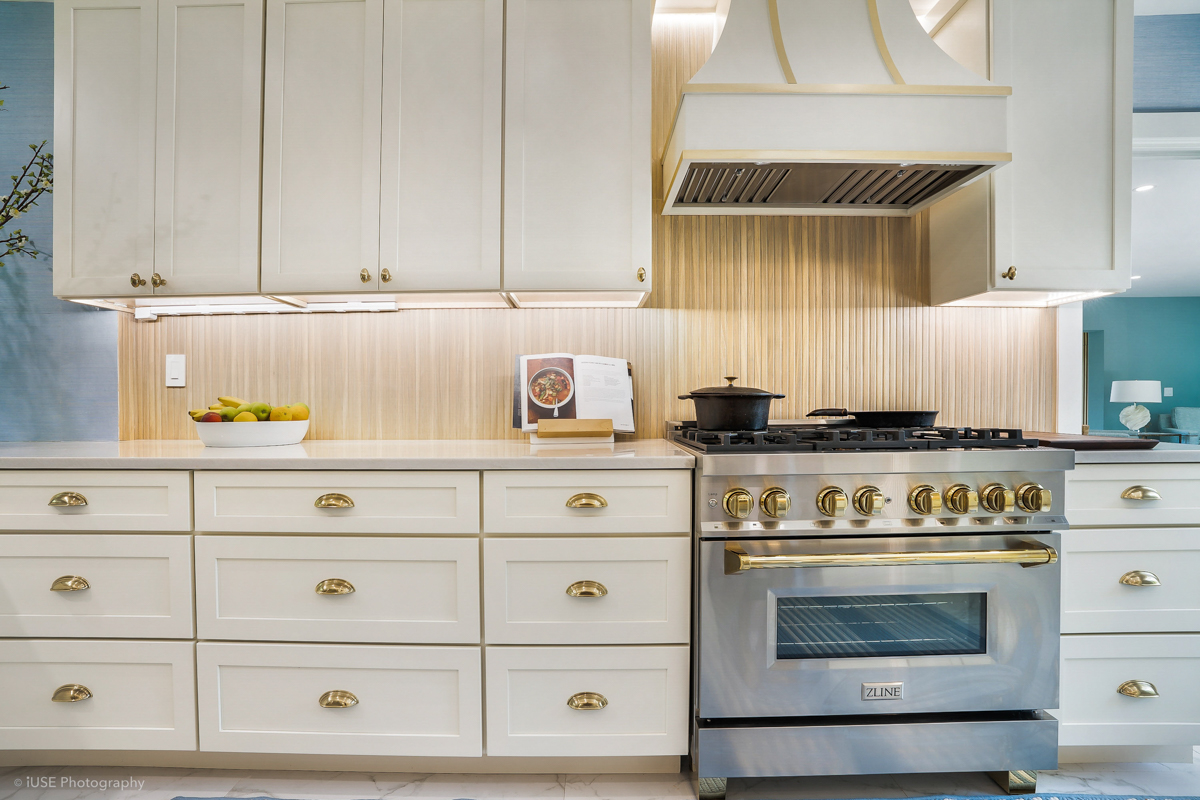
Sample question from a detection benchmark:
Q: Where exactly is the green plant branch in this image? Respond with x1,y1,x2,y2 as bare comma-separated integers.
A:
0,79,54,267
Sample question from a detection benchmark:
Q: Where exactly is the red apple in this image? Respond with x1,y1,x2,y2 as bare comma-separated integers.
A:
199,411,224,422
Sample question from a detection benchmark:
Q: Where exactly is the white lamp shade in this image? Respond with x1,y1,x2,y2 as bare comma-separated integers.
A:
1110,380,1162,404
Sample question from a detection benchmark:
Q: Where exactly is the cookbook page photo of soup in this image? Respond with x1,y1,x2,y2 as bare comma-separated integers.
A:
513,353,635,433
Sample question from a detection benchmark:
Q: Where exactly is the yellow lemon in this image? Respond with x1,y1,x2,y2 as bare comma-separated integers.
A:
233,411,258,422
288,403,310,421
269,406,292,421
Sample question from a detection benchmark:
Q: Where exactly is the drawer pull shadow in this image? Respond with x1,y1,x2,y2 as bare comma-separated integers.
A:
48,492,88,507
318,690,359,708
50,575,90,592
1117,680,1159,698
1119,570,1161,587
566,580,608,598
51,684,92,703
315,493,355,509
315,578,356,595
1121,486,1161,501
566,493,607,509
567,691,608,710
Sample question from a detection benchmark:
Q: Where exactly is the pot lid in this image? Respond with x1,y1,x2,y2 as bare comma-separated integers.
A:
682,376,784,398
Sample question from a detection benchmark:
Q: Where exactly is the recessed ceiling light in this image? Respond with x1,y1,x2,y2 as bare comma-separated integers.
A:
1135,185,1155,192
1131,275,1142,279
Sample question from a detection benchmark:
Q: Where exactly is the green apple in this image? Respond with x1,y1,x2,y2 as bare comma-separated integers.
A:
249,402,272,421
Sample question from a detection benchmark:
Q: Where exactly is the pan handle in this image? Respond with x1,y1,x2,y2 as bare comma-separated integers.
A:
807,408,848,417
678,394,694,400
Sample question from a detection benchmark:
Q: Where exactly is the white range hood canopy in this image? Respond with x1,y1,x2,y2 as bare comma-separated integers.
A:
661,0,1011,216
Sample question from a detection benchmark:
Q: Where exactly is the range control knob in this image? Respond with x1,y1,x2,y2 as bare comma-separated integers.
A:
945,484,979,515
909,485,942,516
1016,483,1052,513
816,487,848,518
760,487,792,518
981,483,1016,514
723,488,754,519
853,486,885,516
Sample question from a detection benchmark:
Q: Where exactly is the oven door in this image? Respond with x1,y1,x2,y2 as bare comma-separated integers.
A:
698,533,1060,719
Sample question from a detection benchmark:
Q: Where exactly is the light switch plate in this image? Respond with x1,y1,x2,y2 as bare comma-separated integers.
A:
1165,387,1174,397
166,354,186,387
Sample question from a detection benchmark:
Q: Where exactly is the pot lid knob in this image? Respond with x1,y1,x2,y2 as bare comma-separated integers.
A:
724,376,737,386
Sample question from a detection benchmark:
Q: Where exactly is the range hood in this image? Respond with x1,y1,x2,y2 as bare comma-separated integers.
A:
661,0,1011,216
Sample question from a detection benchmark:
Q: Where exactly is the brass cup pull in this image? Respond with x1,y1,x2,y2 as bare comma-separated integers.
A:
51,575,90,592
52,684,92,703
566,580,608,598
1117,679,1159,698
566,492,607,509
359,268,372,283
1119,570,1161,587
48,492,88,507
1121,485,1162,501
314,493,354,509
380,268,393,283
567,691,608,710
318,689,359,708
315,578,356,595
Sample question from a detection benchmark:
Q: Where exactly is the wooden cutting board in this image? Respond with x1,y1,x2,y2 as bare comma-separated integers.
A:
1028,431,1158,450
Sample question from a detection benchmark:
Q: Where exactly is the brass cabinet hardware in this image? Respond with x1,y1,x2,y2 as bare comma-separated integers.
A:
130,272,147,287
1119,570,1161,587
566,580,608,598
318,689,359,708
567,691,608,710
1121,485,1161,501
636,267,646,282
853,485,885,516
359,268,372,283
150,272,167,288
909,485,942,516
48,491,88,507
816,487,848,517
52,684,92,703
314,493,354,509
945,484,978,515
50,575,90,592
566,492,607,509
724,543,1058,574
1001,266,1017,281
380,268,392,283
981,483,1016,513
1117,679,1159,698
722,488,753,519
315,578,356,595
1016,483,1052,513
760,487,791,518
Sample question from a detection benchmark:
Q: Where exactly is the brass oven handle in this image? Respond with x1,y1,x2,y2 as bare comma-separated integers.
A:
1121,486,1161,501
1119,570,1161,587
725,544,1058,574
52,684,92,703
566,492,607,509
1117,680,1159,698
567,691,608,710
314,493,354,509
566,580,608,598
318,690,359,708
51,575,90,592
315,578,356,595
48,492,88,507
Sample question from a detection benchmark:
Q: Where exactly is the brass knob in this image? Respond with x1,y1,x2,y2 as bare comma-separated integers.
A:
52,684,92,703
980,484,1015,513
760,488,791,518
150,272,167,288
567,691,608,710
1121,485,1161,501
314,493,354,509
945,484,978,515
566,492,607,509
566,580,607,597
360,268,372,283
380,268,392,283
1001,266,1017,281
853,486,885,516
723,488,753,519
48,491,88,507
51,575,90,592
318,689,359,708
1119,570,1161,587
130,272,147,287
315,578,356,595
908,485,942,516
1117,680,1159,698
816,487,848,518
1016,483,1052,513
636,267,646,282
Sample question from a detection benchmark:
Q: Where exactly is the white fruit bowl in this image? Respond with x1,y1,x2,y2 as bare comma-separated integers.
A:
194,419,310,447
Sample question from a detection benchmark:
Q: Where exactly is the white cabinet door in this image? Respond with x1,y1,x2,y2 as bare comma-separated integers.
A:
261,0,384,293
502,0,652,292
153,0,263,295
378,0,502,291
52,0,158,298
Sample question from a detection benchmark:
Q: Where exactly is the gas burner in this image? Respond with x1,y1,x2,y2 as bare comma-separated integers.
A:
670,422,1038,454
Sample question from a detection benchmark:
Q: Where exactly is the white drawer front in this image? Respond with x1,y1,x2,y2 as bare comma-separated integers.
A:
1067,464,1200,527
196,535,480,643
483,537,689,644
1063,528,1200,634
197,642,482,756
483,470,691,534
0,640,196,750
0,535,194,639
484,645,689,756
0,470,191,531
1059,634,1200,747
194,471,479,534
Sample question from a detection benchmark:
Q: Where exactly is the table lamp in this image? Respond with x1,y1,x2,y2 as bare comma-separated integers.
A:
1110,380,1162,434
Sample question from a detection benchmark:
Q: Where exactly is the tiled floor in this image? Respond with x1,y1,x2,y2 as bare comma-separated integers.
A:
2,753,1198,800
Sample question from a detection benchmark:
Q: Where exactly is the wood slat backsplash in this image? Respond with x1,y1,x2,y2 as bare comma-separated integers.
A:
117,14,1056,441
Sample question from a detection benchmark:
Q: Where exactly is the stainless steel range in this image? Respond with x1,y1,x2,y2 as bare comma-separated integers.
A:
669,422,1074,799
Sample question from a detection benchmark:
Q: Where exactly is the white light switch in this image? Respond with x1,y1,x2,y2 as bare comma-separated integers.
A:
165,354,186,387
1165,387,1174,397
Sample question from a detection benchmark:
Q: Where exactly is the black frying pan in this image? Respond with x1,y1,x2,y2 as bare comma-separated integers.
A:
807,408,940,428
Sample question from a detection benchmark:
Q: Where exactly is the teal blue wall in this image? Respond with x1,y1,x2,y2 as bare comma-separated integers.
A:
1084,297,1200,431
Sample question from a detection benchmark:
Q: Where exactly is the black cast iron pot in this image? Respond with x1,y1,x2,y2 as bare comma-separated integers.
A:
679,377,786,431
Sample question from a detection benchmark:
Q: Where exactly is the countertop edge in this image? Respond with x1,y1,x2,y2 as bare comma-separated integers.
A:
0,456,696,470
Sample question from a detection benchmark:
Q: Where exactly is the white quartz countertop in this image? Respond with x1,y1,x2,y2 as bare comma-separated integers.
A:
1073,442,1200,464
0,439,695,470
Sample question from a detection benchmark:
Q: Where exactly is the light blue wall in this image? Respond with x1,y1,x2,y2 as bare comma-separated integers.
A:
1083,297,1200,431
0,1,118,441
1134,14,1200,112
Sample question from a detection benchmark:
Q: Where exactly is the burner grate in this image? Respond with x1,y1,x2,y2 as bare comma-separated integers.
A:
672,423,1039,454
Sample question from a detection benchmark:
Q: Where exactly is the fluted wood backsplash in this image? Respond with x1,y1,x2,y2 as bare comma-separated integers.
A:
117,14,1057,441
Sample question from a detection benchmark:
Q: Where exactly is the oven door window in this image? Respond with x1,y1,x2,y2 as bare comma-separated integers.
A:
776,592,987,659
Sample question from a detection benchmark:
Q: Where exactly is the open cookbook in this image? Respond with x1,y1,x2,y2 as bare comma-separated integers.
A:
512,353,635,433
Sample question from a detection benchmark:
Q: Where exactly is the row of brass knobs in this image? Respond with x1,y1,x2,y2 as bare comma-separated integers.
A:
723,483,1051,519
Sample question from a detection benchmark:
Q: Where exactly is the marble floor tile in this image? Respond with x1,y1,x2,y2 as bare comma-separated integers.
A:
563,773,695,800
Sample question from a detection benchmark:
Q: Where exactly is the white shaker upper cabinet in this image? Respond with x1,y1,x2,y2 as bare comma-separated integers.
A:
378,0,502,291
261,0,384,293
53,0,158,298
153,0,263,295
503,0,652,292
